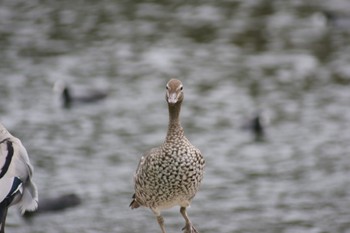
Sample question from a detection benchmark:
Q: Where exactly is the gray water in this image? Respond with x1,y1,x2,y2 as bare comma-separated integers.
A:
2,0,350,232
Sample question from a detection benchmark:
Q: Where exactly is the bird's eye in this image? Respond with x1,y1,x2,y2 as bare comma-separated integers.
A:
180,86,183,91
166,86,169,90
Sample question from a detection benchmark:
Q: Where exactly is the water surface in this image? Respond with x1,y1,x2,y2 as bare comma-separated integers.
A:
1,0,350,232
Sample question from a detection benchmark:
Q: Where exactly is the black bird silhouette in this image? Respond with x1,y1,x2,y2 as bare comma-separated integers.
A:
54,81,108,108
242,112,266,141
23,193,81,217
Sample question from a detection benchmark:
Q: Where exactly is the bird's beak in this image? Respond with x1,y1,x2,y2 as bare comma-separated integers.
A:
167,93,178,104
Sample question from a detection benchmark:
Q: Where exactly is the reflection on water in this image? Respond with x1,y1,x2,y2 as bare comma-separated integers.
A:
1,0,350,232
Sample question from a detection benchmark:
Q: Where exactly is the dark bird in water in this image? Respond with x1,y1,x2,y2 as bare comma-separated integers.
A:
23,193,81,217
323,11,350,29
130,79,205,233
54,81,108,108
0,123,38,233
242,112,265,141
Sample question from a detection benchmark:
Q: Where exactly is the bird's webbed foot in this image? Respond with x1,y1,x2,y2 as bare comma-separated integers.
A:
182,224,199,233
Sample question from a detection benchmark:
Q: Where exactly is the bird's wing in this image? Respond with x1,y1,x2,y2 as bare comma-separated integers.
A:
134,147,159,176
0,176,22,206
131,148,159,209
10,139,38,213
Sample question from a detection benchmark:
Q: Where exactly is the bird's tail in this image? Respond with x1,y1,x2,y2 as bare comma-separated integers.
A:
129,194,140,209
18,178,38,214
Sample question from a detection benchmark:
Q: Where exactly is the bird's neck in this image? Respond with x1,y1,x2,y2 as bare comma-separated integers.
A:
166,102,184,141
63,87,72,108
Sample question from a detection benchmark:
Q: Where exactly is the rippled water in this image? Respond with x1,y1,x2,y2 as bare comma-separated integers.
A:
2,0,350,232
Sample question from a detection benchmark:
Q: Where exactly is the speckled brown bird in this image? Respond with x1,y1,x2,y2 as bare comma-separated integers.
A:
130,79,205,233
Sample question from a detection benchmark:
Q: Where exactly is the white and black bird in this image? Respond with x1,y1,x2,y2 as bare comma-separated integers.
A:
130,79,205,233
0,123,38,233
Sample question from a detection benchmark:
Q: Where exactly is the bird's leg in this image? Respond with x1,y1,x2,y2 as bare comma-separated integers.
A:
180,207,198,233
152,209,167,233
156,215,166,233
0,207,8,233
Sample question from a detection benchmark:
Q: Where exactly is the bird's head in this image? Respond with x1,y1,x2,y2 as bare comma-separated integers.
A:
165,79,184,106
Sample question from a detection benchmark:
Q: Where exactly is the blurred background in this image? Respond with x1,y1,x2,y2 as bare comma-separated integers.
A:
1,0,350,232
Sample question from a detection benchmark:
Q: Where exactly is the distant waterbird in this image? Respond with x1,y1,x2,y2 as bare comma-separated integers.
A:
130,79,205,233
53,80,108,108
323,11,350,29
242,112,266,141
23,193,81,217
0,123,38,233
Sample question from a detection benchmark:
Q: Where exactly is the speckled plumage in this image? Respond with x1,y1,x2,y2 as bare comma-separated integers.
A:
130,79,205,233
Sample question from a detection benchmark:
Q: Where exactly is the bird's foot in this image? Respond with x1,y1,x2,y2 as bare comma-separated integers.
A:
182,224,199,233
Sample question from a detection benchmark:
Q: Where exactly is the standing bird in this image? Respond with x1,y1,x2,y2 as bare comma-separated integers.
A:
0,123,38,233
130,79,205,233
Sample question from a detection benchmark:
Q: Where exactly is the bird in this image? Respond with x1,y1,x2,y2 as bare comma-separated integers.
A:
323,11,350,30
53,80,108,108
0,123,38,233
242,112,265,141
23,193,81,217
130,79,205,233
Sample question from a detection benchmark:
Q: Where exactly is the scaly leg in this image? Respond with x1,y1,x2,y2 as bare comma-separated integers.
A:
152,209,167,233
180,207,198,233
